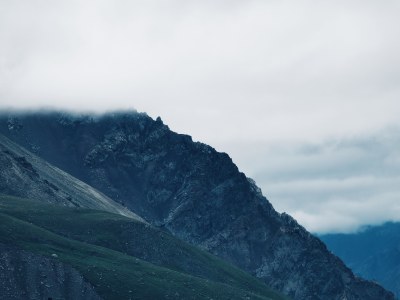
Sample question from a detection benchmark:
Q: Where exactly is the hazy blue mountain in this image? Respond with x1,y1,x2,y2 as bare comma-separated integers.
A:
321,222,400,298
0,110,394,300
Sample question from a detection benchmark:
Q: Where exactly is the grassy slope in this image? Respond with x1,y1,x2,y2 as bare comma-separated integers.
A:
0,195,287,300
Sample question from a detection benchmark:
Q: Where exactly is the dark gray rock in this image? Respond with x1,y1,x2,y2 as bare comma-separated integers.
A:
0,111,394,300
0,243,101,300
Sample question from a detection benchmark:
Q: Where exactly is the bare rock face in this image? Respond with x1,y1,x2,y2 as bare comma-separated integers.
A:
0,111,394,300
0,243,101,300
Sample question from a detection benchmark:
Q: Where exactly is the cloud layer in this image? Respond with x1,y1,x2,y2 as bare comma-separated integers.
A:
1,0,400,233
228,129,400,233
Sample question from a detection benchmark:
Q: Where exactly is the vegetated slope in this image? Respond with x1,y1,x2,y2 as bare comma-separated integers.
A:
0,111,394,300
0,195,286,300
321,222,400,297
0,134,138,220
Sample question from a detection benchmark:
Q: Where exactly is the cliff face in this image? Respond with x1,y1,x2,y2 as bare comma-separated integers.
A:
0,111,394,300
0,243,101,300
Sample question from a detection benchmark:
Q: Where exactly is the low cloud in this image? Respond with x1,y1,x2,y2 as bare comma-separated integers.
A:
1,1,400,144
230,129,400,233
1,1,400,233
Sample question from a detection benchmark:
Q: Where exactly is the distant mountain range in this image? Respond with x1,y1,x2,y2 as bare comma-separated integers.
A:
0,110,395,300
321,222,400,298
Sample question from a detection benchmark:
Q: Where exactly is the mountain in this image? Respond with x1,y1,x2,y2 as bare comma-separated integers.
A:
0,130,286,299
321,222,400,297
0,110,394,300
0,194,285,300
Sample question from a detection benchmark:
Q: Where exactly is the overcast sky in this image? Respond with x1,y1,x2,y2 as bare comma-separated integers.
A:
1,0,400,233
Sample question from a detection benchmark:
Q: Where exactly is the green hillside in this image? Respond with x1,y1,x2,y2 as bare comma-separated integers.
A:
0,194,287,300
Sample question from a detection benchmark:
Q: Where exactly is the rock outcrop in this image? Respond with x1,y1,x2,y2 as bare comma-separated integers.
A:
0,243,101,300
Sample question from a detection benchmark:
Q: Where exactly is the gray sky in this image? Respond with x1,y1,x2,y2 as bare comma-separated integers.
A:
1,0,400,233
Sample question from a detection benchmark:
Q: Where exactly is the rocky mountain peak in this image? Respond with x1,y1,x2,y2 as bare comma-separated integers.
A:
0,111,394,300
